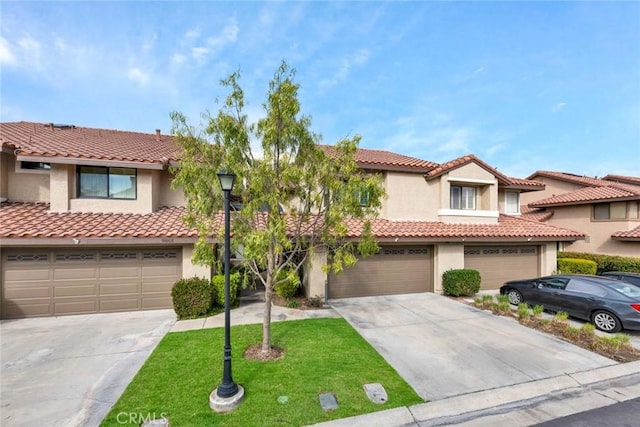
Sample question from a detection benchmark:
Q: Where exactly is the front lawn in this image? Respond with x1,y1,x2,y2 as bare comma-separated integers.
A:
101,318,422,426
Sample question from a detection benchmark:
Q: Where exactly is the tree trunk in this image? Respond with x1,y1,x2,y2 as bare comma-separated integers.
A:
261,255,274,354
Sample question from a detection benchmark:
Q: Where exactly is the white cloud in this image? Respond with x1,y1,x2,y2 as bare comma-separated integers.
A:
191,46,209,60
552,102,567,113
184,28,200,40
127,67,149,86
0,37,17,66
171,53,186,66
320,48,371,88
206,18,239,49
17,34,42,68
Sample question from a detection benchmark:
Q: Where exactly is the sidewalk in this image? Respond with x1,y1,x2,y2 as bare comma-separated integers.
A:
170,293,640,426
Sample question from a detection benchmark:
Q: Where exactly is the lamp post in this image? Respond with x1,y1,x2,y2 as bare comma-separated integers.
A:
210,171,244,412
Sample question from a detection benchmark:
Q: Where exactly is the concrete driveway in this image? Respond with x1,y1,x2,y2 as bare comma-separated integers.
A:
330,293,617,402
1,309,176,427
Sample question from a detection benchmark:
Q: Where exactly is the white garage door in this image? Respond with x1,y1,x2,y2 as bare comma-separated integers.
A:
329,246,433,298
1,247,181,319
464,246,539,290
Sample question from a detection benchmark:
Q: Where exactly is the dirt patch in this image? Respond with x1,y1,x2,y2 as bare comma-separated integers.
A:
243,343,286,361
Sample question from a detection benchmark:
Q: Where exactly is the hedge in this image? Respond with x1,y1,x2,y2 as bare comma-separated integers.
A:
558,252,640,274
211,271,242,307
442,269,481,297
171,277,215,320
557,258,597,275
274,268,302,299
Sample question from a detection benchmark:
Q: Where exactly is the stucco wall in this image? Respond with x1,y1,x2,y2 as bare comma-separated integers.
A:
546,205,640,257
158,170,185,207
7,157,50,203
0,153,8,200
520,177,585,205
383,171,438,220
304,247,327,298
433,243,465,293
49,163,74,212
181,244,210,279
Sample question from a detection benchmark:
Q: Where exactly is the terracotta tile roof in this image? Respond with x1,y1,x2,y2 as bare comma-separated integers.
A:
424,154,511,184
526,170,607,187
1,202,582,242
319,144,438,172
504,177,545,191
612,225,640,241
603,174,640,186
0,202,197,239
342,214,582,240
0,121,179,168
520,205,554,222
529,185,640,207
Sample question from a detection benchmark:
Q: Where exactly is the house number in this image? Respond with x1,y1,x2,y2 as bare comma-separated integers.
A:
161,238,174,243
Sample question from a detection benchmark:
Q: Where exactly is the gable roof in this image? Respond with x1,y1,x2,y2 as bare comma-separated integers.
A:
319,144,438,172
0,121,178,169
520,205,554,222
529,185,640,207
424,154,512,185
1,202,582,243
526,170,607,187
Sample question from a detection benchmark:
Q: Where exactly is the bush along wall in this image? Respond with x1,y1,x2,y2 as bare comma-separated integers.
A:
557,258,597,275
211,271,242,307
442,269,481,297
558,252,640,274
171,277,216,320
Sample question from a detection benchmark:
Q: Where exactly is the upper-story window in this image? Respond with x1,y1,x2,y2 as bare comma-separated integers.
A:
21,161,51,170
505,191,520,214
77,166,137,199
450,185,476,210
593,202,626,220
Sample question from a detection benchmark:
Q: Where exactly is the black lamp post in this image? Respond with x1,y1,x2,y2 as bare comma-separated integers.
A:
213,171,241,403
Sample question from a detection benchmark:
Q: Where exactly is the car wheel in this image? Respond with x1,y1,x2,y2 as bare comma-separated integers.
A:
506,289,523,305
592,310,622,333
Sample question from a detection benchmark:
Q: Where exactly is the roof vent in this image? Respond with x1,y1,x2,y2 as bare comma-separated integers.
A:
46,123,76,130
155,129,161,142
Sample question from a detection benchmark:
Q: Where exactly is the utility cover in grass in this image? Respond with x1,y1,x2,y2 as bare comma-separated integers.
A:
364,383,388,404
319,393,338,411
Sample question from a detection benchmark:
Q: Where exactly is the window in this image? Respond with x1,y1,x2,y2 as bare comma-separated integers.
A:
21,161,51,170
565,280,608,297
593,202,626,220
505,191,520,214
450,186,476,210
77,166,136,199
356,190,370,207
536,278,568,289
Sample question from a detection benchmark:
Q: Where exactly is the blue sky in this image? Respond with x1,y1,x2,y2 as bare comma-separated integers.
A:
1,1,639,178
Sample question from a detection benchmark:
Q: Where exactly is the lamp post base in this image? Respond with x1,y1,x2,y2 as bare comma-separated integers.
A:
209,385,245,413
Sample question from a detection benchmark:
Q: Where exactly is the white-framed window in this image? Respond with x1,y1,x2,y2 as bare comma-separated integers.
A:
77,166,137,199
505,191,520,214
450,185,476,210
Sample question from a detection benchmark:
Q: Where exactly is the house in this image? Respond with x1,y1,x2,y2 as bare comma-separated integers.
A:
519,171,640,257
1,121,583,319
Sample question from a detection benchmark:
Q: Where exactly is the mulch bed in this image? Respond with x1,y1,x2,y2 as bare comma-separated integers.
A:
243,343,286,361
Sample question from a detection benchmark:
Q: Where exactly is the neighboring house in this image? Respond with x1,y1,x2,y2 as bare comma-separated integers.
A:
0,121,583,319
520,171,640,257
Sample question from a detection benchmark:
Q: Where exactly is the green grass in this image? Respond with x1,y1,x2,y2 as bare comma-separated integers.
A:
101,318,422,426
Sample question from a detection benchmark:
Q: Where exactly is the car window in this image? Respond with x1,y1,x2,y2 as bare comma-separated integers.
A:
536,278,569,289
608,281,640,298
565,280,608,297
620,275,640,286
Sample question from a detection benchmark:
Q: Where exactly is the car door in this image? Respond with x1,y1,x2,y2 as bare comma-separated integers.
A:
533,277,570,310
556,279,608,321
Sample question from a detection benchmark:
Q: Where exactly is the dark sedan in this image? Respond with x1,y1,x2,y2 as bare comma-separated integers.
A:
500,274,640,333
600,271,640,287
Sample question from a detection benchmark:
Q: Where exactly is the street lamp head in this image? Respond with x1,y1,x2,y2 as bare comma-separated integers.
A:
217,171,236,192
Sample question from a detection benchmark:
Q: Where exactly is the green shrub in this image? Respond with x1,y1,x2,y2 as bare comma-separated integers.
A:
171,277,215,319
274,268,301,299
532,305,544,317
286,299,300,309
558,252,640,274
442,269,481,297
557,258,597,275
212,272,242,307
517,303,531,320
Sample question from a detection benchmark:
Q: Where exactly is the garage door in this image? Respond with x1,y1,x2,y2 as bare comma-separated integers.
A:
1,247,182,319
464,246,539,290
329,246,433,298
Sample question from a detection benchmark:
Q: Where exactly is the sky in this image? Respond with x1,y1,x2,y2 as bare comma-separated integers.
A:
1,1,639,178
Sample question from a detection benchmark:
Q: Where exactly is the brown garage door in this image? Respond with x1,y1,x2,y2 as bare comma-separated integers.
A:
464,246,539,290
329,246,433,298
1,247,181,319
